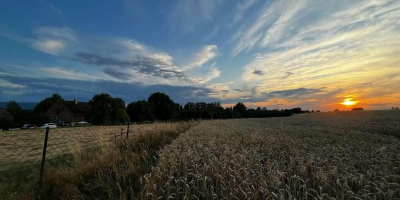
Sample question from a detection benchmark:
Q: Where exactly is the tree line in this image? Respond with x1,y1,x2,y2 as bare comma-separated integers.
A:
1,92,312,129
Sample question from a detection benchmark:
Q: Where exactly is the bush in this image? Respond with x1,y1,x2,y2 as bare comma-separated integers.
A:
0,118,12,130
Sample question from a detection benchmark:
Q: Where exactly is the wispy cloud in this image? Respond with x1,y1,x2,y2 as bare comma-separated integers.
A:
29,27,77,55
76,52,186,80
232,0,400,109
268,87,324,97
1,26,225,96
167,0,225,34
231,0,259,25
282,72,294,79
40,68,97,80
184,45,218,69
252,70,264,75
188,63,221,84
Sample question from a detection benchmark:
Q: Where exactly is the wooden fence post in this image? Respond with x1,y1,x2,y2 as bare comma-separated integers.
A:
37,127,50,199
126,122,130,139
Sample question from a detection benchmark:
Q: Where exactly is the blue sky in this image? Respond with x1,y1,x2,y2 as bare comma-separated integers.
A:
1,0,399,110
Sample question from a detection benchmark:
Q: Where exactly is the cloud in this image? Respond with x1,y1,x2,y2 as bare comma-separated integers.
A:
29,27,77,55
167,0,225,34
231,0,259,25
0,73,217,104
237,0,400,107
76,52,186,80
32,39,65,55
1,26,226,94
252,70,264,75
185,45,218,69
103,67,132,81
41,68,97,80
231,0,294,56
188,63,221,84
0,69,13,76
282,72,294,79
260,0,307,47
268,88,324,97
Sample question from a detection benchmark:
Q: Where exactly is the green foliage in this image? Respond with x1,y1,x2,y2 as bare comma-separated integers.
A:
0,118,12,130
126,100,154,122
5,101,22,117
34,93,63,114
148,92,177,120
233,102,247,118
88,93,129,125
12,110,49,127
0,153,74,199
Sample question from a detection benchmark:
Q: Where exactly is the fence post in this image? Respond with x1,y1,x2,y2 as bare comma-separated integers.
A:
37,127,50,199
126,122,130,139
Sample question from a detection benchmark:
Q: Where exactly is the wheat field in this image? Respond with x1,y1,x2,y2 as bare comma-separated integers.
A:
141,111,400,200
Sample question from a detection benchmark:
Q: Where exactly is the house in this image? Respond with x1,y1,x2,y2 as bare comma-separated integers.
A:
0,109,13,121
46,99,91,124
351,108,364,111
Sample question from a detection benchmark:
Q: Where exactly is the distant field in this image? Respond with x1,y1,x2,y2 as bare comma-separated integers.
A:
0,123,159,168
143,111,400,199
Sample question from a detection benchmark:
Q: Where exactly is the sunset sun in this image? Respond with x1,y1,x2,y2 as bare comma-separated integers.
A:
340,98,359,106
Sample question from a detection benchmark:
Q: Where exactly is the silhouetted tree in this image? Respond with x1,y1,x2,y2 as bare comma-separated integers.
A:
34,93,63,113
126,100,154,122
224,107,234,119
5,101,22,117
148,92,177,120
233,103,247,118
0,118,12,130
88,93,129,125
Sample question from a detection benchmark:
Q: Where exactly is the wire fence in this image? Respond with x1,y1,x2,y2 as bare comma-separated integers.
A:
0,120,198,199
0,123,141,170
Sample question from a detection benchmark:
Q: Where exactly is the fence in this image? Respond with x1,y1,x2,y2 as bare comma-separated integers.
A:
0,122,144,198
0,123,135,170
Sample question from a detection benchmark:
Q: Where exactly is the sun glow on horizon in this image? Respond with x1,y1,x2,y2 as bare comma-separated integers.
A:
340,98,359,106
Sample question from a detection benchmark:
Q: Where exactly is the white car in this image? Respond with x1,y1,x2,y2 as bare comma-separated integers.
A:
41,123,57,129
22,124,37,129
74,121,88,126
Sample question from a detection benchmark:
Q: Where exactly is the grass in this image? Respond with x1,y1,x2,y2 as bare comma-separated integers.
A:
39,121,194,200
0,123,158,167
0,153,75,199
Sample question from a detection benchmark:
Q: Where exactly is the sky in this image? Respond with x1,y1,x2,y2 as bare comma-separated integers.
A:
0,0,399,111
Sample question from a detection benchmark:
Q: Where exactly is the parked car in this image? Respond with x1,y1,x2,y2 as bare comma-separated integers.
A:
41,123,57,129
22,124,37,129
74,121,89,126
59,121,71,126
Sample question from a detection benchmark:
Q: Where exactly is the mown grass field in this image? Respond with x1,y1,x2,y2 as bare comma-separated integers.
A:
142,111,400,199
0,123,160,168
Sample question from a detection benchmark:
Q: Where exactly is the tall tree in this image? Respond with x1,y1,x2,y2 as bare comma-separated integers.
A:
148,92,177,120
5,101,22,117
126,100,154,122
88,93,129,125
34,93,63,113
233,102,247,118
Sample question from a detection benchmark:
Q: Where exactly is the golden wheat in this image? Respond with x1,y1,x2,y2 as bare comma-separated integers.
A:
141,111,400,200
